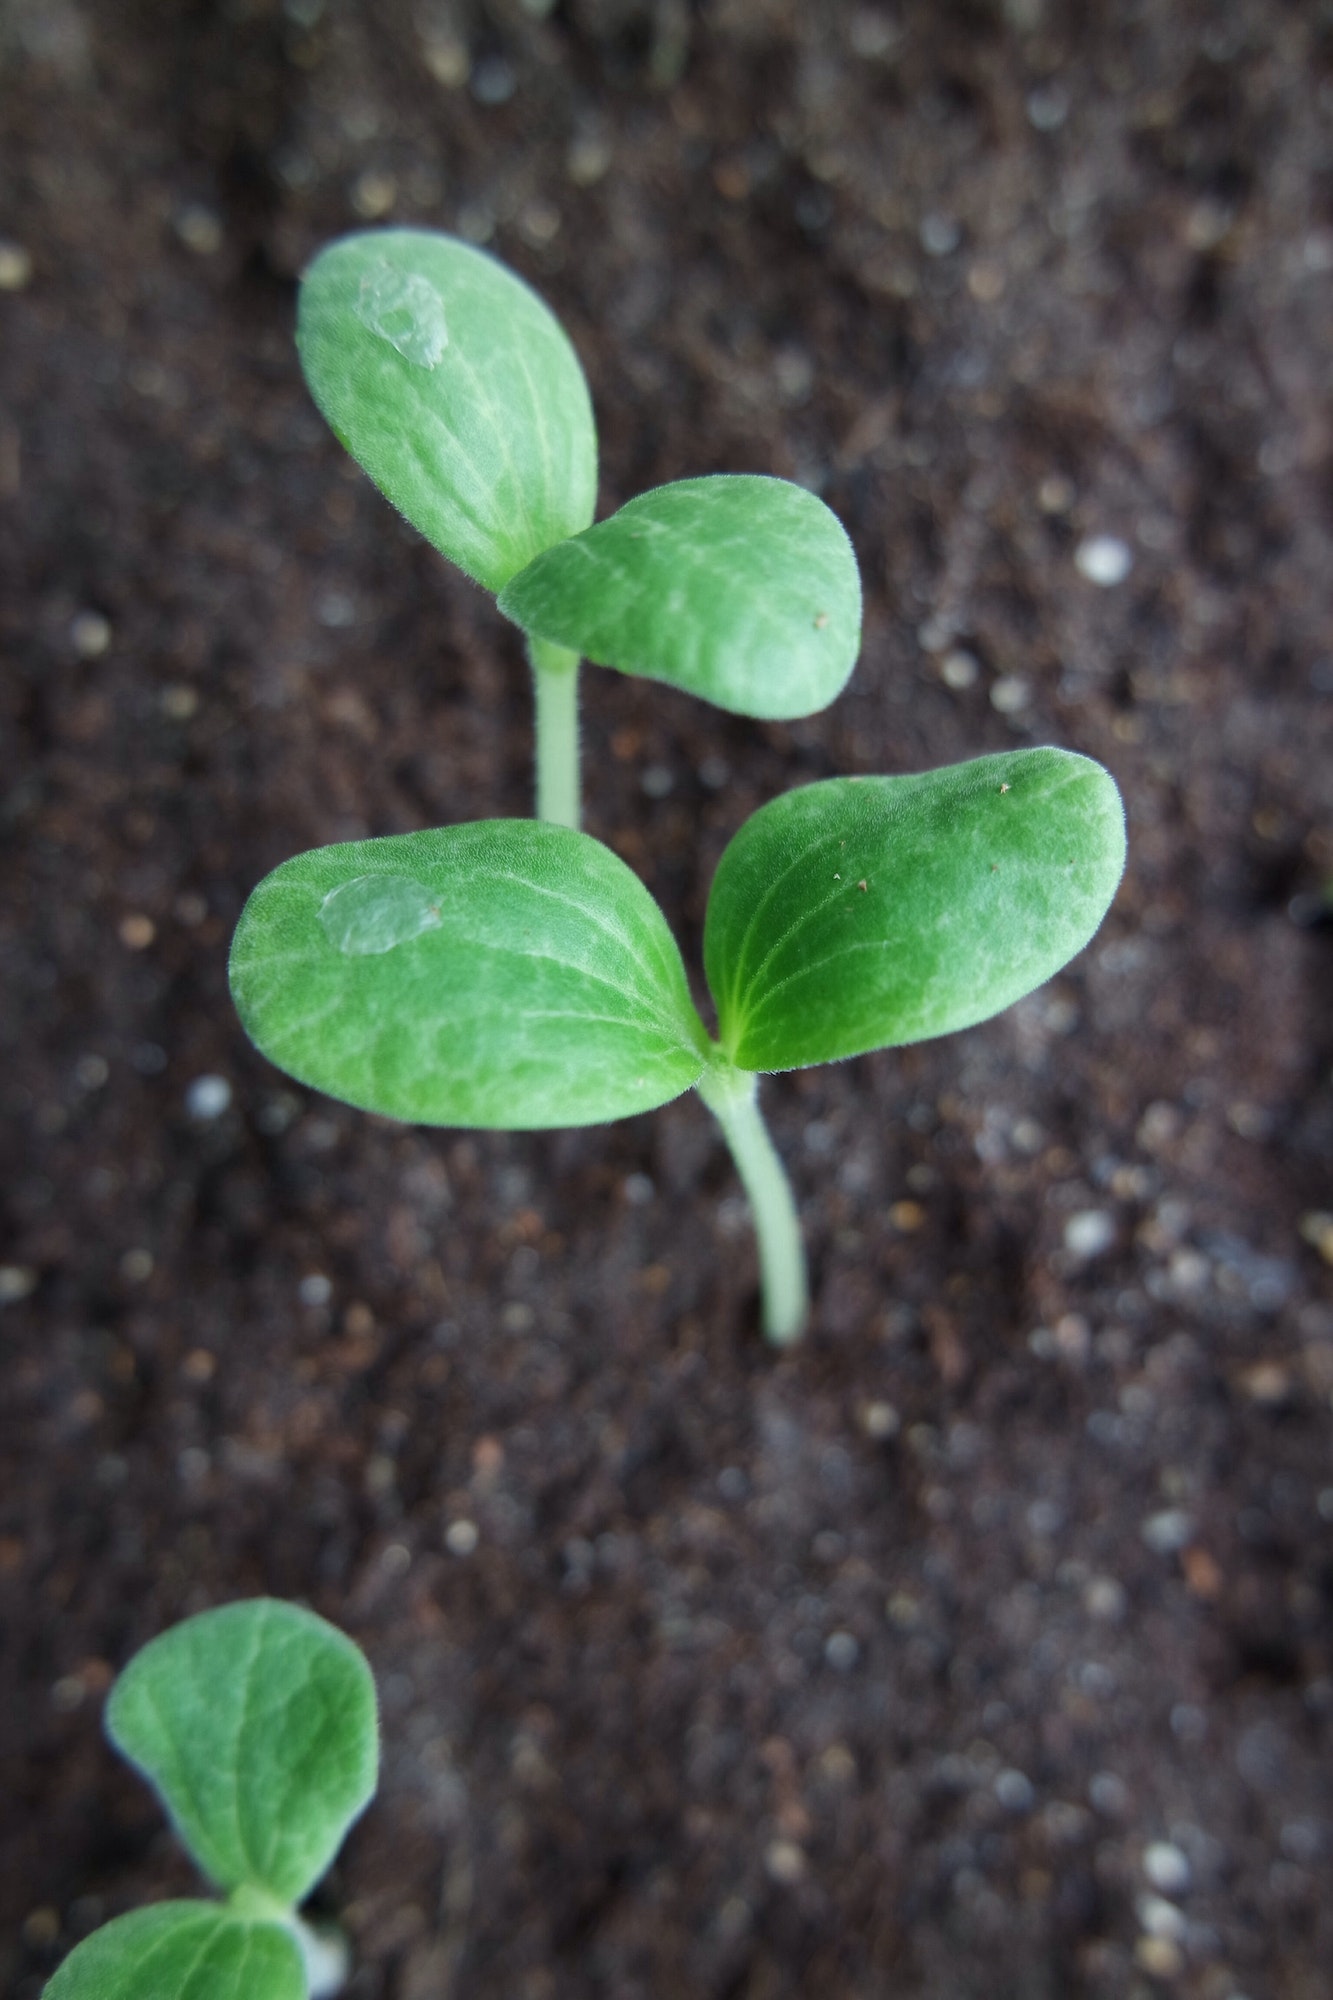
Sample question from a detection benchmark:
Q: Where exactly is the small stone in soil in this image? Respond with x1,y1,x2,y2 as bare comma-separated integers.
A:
995,1769,1035,1812
1141,1508,1194,1554
70,610,112,657
1142,1841,1192,1894
1064,1209,1116,1258
764,1839,806,1884
185,1074,232,1120
1075,534,1134,586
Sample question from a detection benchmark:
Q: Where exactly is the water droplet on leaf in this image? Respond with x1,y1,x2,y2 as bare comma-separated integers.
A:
353,263,449,367
319,874,443,955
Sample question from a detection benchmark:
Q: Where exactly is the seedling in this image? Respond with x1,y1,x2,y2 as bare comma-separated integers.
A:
296,228,862,827
43,1600,378,2000
230,747,1126,1344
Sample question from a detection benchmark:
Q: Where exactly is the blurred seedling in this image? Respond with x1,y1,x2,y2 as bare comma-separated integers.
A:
296,228,862,827
230,748,1126,1344
44,1600,378,2000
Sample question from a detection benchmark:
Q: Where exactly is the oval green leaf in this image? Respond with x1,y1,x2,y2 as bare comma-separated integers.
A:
106,1600,378,1908
498,475,862,719
705,749,1126,1072
43,1904,304,2000
298,229,597,592
229,822,710,1128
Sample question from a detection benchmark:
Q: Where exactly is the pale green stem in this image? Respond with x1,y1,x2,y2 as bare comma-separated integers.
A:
696,1058,809,1346
228,1888,349,1998
528,636,581,829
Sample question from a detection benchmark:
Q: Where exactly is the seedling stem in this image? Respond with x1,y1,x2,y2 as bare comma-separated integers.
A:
697,1056,808,1345
528,636,581,827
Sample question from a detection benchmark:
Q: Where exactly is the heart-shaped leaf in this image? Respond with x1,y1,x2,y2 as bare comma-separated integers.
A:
43,1904,304,2000
106,1600,378,1908
498,475,861,719
705,749,1125,1072
229,823,710,1128
298,229,597,592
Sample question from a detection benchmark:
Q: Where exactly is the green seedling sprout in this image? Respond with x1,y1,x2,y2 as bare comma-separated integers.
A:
44,1600,379,2000
230,748,1126,1344
296,228,862,828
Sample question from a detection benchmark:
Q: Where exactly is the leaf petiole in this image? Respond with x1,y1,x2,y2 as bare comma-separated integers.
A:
527,635,581,828
696,1056,809,1346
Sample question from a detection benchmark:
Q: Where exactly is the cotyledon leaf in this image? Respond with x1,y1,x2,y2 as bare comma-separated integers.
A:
297,229,597,592
106,1600,378,1908
229,822,711,1128
705,748,1126,1072
498,475,862,719
43,1904,305,2000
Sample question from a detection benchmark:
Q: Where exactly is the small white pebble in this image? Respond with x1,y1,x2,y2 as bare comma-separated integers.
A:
1143,1841,1193,1895
0,1266,37,1304
764,1839,807,1884
640,764,674,799
174,204,224,255
0,240,34,289
1089,1771,1129,1815
861,1401,901,1441
445,1518,479,1556
421,32,469,87
1064,1209,1116,1259
1038,473,1076,514
350,169,396,220
989,674,1030,714
566,132,612,186
623,1173,655,1205
299,1273,333,1307
824,1631,860,1671
518,199,561,247
1075,534,1134,587
1141,1508,1195,1554
1084,1576,1127,1621
939,648,980,689
160,683,199,720
1135,1891,1188,1941
1026,83,1070,131
995,1768,1035,1813
1134,1935,1184,1978
185,1074,232,1121
70,610,112,658
919,213,961,257
470,54,517,104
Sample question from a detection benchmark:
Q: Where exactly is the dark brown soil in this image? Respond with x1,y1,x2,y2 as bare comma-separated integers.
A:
3,2,1332,1996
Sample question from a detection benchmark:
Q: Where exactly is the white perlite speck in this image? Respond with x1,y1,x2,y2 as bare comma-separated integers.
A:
1064,1210,1116,1259
995,1769,1035,1812
185,1074,232,1120
1075,534,1134,586
1143,1841,1193,1895
445,1519,479,1556
1141,1508,1195,1554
